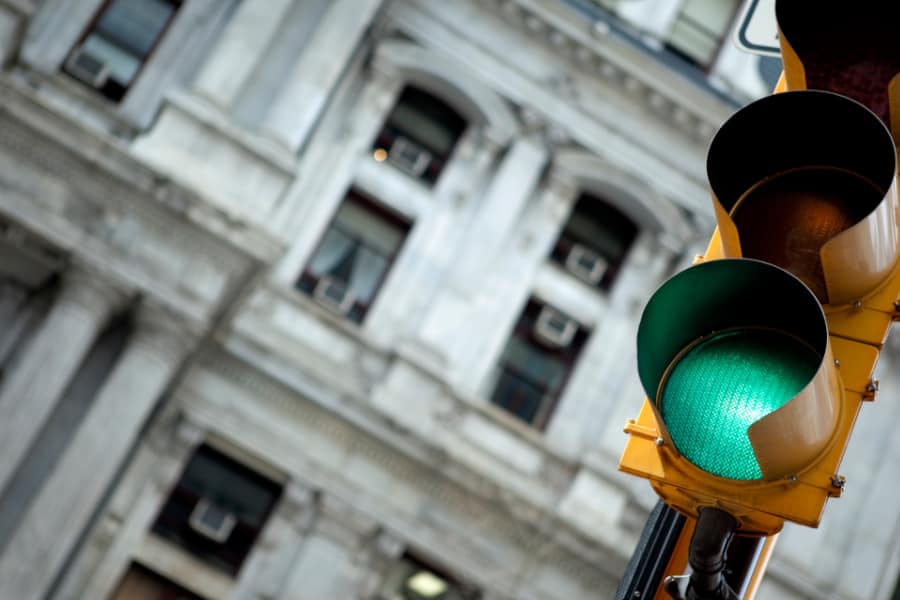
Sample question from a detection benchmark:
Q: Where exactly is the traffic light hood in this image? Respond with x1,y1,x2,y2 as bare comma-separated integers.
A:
707,91,898,305
775,1,900,137
637,259,840,482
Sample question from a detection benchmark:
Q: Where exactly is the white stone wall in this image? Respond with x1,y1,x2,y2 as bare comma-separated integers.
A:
0,0,898,599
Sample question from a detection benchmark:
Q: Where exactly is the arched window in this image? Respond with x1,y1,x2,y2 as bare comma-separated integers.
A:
372,86,467,185
551,194,639,291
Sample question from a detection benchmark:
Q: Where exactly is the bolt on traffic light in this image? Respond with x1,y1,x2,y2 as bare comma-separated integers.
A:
619,89,898,536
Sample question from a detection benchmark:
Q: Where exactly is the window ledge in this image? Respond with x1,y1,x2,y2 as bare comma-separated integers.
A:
134,534,235,600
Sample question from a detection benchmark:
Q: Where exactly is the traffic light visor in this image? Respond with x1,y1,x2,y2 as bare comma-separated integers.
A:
707,91,898,305
637,260,839,481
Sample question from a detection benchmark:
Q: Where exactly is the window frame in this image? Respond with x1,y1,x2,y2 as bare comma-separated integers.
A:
62,0,183,103
663,0,742,70
489,299,589,430
150,444,282,576
296,188,411,324
378,552,481,600
372,85,468,186
550,193,639,292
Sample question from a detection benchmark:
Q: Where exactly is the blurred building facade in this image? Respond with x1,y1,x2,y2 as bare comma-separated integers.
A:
0,0,899,599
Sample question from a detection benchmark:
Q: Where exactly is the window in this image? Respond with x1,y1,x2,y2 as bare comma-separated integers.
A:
489,300,588,428
378,554,480,600
297,189,411,323
551,194,638,291
664,0,741,68
111,563,203,600
587,0,620,13
151,445,282,576
372,86,467,185
63,0,181,101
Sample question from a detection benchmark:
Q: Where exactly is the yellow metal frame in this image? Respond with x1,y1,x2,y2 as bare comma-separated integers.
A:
620,223,890,535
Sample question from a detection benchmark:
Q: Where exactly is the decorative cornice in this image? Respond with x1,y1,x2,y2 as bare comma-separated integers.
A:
485,0,728,143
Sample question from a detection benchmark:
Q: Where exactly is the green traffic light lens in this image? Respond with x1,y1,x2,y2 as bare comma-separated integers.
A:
660,328,821,480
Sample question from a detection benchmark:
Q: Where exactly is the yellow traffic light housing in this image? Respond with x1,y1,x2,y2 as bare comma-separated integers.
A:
775,2,900,139
619,90,898,536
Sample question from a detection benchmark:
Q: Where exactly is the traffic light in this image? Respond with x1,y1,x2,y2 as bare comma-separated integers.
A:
618,89,898,536
775,2,900,139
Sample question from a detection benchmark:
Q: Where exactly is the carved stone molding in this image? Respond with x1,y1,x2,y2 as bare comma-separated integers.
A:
131,300,203,365
58,263,132,316
486,0,725,143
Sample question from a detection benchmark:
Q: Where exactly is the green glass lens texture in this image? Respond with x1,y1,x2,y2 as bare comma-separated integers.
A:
660,329,821,481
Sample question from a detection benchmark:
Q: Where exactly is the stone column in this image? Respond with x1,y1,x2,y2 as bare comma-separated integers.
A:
0,303,195,600
261,0,385,151
74,420,205,600
278,494,379,600
416,134,548,382
231,482,317,600
355,530,405,599
448,134,548,285
192,0,295,109
0,266,128,495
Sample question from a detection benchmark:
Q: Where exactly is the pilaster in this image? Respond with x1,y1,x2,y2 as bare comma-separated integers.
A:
0,301,195,600
0,265,129,495
261,0,385,151
192,0,295,110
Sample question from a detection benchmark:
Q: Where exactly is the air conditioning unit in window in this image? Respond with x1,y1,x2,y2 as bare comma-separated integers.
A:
565,244,608,285
313,276,356,316
388,136,432,178
65,45,111,89
534,306,577,348
188,498,237,543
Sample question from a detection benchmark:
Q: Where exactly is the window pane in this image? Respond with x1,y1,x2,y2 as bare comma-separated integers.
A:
553,195,638,290
489,302,588,427
374,87,467,185
347,246,388,303
307,228,356,282
490,368,546,424
299,192,410,322
80,35,141,84
152,446,281,574
96,0,177,58
667,0,739,66
388,102,459,157
334,201,406,256
504,336,567,392
180,451,276,526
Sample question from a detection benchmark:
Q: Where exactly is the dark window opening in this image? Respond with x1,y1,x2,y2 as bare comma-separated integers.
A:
489,300,588,429
551,194,638,291
378,553,481,600
297,189,411,323
372,86,467,185
111,563,204,600
664,0,740,69
151,445,282,576
63,0,181,102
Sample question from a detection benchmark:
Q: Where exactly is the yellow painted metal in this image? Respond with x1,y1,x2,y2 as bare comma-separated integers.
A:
651,516,695,600
747,336,841,481
620,3,900,540
620,229,884,535
742,534,778,600
707,92,899,310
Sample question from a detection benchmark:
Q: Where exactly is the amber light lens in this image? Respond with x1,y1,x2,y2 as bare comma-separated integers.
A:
731,167,881,303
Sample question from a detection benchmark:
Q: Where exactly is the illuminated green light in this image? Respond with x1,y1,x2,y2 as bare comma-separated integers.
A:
660,328,821,480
